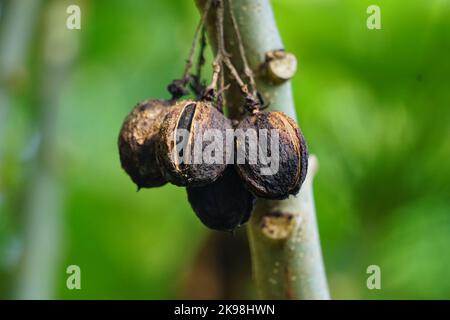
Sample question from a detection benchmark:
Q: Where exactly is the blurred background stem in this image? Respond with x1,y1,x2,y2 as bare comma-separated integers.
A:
195,0,329,299
14,0,80,299
0,0,41,199
0,0,41,297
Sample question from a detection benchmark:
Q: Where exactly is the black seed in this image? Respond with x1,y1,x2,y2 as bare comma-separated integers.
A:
177,103,196,131
187,166,255,231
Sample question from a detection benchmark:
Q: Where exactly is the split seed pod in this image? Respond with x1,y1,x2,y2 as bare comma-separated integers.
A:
187,166,255,231
235,111,308,200
158,100,232,186
118,99,172,189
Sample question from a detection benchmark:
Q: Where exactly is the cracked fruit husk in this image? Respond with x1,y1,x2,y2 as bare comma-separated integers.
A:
235,111,308,200
158,100,232,187
118,99,172,189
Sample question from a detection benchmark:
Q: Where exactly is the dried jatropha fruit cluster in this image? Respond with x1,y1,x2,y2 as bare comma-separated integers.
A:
117,0,308,231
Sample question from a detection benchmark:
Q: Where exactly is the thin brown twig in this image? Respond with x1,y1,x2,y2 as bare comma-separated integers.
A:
203,0,225,99
219,59,227,107
222,57,249,95
169,0,212,99
182,0,213,80
217,82,230,96
228,0,257,95
215,0,249,96
210,55,222,90
202,53,222,102
204,0,255,106
195,27,207,81
190,26,208,98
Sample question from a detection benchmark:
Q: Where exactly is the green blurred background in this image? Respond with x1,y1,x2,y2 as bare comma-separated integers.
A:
1,0,449,299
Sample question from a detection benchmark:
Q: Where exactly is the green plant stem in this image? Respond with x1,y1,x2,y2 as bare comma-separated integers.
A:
15,0,80,299
0,0,41,297
0,0,41,181
194,0,330,299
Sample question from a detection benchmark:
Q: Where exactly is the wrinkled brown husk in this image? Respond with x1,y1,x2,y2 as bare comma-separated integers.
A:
235,111,308,199
158,100,232,187
118,99,172,189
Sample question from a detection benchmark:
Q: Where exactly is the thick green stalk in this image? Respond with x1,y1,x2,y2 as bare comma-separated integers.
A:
194,0,329,299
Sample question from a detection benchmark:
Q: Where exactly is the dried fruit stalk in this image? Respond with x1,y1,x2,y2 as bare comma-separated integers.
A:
194,0,330,299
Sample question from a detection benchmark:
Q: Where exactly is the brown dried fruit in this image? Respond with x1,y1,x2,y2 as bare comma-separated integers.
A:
187,166,255,231
158,100,232,187
235,111,308,200
118,99,172,189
